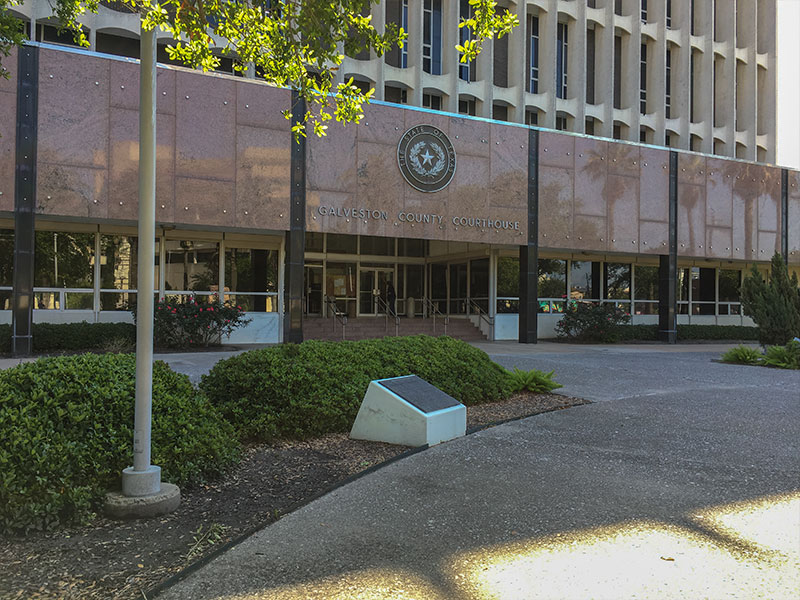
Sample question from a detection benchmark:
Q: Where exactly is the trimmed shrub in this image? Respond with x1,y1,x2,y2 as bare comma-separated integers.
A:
721,345,763,365
555,302,631,342
740,253,800,346
763,340,800,369
0,354,240,533
677,325,760,341
506,368,562,393
0,322,137,354
199,335,511,442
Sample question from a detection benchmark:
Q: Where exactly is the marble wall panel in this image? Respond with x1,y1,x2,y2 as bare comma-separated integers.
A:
235,125,290,231
0,89,15,212
573,215,607,251
678,183,706,257
108,109,176,223
174,177,234,227
731,186,758,262
356,140,405,208
489,123,527,210
235,80,290,130
639,147,669,223
607,175,640,253
574,137,608,218
677,152,706,185
307,122,357,193
0,47,16,94
449,154,490,216
607,143,640,178
449,116,491,158
175,71,235,180
638,221,669,255
538,131,574,169
706,227,733,259
402,187,449,242
109,61,176,115
37,163,107,219
538,166,573,248
705,159,733,228
358,103,407,147
757,230,778,258
306,190,357,234
404,109,451,135
37,50,109,169
757,168,781,233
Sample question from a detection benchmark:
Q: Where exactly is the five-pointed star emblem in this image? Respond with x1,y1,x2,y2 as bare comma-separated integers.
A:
420,148,434,166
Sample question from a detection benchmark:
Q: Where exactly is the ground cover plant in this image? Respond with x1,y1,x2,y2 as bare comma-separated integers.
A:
721,340,800,370
200,335,513,442
0,353,240,534
506,367,563,393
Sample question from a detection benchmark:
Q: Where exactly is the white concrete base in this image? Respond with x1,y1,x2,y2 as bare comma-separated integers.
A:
350,379,466,447
104,482,180,519
122,464,162,497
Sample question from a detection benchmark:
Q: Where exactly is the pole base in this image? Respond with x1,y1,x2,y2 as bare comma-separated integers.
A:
104,482,180,519
122,464,162,497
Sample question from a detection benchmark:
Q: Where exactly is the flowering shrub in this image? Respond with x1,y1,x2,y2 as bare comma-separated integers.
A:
555,301,631,343
134,297,251,348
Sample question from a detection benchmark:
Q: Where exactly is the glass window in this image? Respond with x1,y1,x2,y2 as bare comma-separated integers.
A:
470,258,489,311
326,262,357,317
163,240,219,293
34,231,95,288
360,235,395,256
718,269,741,302
497,257,520,298
527,15,539,94
604,263,631,300
634,265,658,314
423,0,442,75
326,234,357,254
100,235,159,311
539,259,567,298
225,248,278,312
556,22,568,99
406,264,425,300
570,260,598,300
305,232,324,253
398,238,426,257
0,229,13,287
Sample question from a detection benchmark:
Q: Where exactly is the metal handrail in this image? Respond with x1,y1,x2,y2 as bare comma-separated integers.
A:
375,296,400,336
323,295,347,340
468,298,494,340
422,298,448,336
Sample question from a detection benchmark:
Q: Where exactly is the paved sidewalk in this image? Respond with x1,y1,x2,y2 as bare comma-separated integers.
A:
157,345,800,600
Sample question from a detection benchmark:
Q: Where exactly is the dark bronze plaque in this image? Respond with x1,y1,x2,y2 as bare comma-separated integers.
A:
397,124,456,193
379,375,461,413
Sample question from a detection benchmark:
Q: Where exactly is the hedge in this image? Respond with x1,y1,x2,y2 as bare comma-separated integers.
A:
199,335,511,442
0,353,240,533
0,322,136,354
611,324,760,342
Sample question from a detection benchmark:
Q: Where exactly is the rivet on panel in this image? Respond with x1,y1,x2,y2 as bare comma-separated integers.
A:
223,101,228,105
565,236,569,239
601,157,605,161
121,85,125,89
632,240,636,244
643,241,647,245
395,127,400,131
613,159,617,162
365,122,368,126
544,148,548,152
95,81,99,86
280,214,284,218
93,200,98,204
579,153,583,157
119,201,123,205
496,142,500,145
184,206,189,210
611,238,616,243
682,168,685,171
46,195,51,200
49,75,53,79
163,91,167,96
244,211,249,215
185,95,189,99
348,219,351,223
726,247,730,251
245,104,249,108
566,152,570,156
643,162,647,166
633,161,637,165
161,204,166,209
736,247,740,251
600,238,604,242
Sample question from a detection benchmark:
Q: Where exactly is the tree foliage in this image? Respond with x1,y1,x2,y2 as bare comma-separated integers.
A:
1,0,517,136
740,253,800,346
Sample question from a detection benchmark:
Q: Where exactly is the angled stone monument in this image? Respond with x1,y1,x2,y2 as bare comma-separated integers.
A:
350,375,466,447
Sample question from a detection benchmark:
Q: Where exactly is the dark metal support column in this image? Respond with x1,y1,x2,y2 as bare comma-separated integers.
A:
658,150,678,344
12,46,39,356
284,91,306,344
781,168,789,263
519,129,538,344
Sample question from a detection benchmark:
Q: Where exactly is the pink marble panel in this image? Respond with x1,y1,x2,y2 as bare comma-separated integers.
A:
574,137,608,218
573,215,607,251
788,194,800,265
678,183,706,257
789,170,800,200
358,103,406,147
0,47,16,94
37,50,109,169
174,177,234,227
757,230,778,258
606,142,640,178
306,190,358,234
607,175,640,253
677,152,706,185
731,186,758,261
449,154,490,216
538,131,574,169
639,147,669,223
639,221,669,254
0,91,15,211
108,109,176,223
705,227,733,259
489,123,527,209
37,164,107,219
235,80,291,131
109,61,176,115
356,140,405,209
175,71,235,180
705,159,733,228
449,116,491,158
538,166,573,248
757,171,780,233
235,125,290,231
307,122,356,192
404,109,451,135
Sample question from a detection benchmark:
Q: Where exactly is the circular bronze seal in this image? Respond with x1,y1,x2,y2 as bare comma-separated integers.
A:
397,124,456,193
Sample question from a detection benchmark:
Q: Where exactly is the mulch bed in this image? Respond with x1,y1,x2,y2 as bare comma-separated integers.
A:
0,392,589,600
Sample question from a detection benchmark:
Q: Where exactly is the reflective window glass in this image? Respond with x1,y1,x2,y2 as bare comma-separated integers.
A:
34,231,94,288
0,230,13,287
163,240,219,292
539,259,567,298
326,234,358,254
305,232,324,253
604,263,631,300
497,257,519,297
360,235,395,256
398,238,426,257
225,248,279,312
570,260,598,300
718,269,741,302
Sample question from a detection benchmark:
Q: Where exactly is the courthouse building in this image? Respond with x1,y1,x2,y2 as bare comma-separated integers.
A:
1,0,798,348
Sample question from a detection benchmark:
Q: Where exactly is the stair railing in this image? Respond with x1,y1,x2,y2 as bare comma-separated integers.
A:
422,298,448,336
375,296,400,336
468,298,494,340
323,295,347,340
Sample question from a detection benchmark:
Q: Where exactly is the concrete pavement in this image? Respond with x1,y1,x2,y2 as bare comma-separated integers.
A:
156,344,800,600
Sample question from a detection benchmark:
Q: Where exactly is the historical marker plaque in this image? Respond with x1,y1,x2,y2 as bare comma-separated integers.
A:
380,375,461,413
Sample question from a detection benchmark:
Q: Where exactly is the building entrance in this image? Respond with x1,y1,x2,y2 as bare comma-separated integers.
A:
303,264,323,316
358,267,395,316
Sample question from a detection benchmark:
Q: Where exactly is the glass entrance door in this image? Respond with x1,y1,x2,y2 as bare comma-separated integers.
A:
303,265,323,316
359,268,394,315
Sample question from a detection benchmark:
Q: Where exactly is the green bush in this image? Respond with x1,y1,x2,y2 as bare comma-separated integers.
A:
677,325,760,341
506,368,562,393
763,340,800,369
200,335,511,442
0,353,240,533
740,253,800,346
720,345,763,365
0,322,137,354
555,302,632,342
